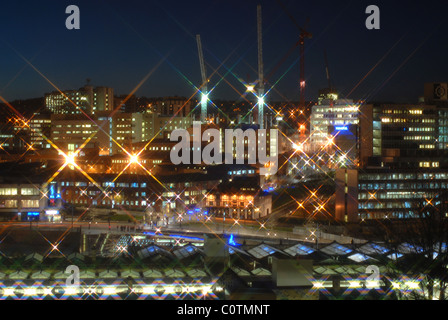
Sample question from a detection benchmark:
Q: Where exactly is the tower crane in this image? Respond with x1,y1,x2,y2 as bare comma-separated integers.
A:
276,0,312,108
196,34,208,123
257,4,265,129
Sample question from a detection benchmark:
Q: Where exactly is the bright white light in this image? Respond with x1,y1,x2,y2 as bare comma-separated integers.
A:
406,281,420,290
64,153,76,166
129,154,139,164
103,286,117,295
142,286,155,295
349,281,362,288
24,288,37,296
201,93,209,104
66,287,78,295
258,97,265,105
293,143,303,152
247,85,255,92
3,288,15,296
366,280,380,288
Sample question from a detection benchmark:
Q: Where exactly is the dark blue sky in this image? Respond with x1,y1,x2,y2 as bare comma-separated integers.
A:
0,0,447,103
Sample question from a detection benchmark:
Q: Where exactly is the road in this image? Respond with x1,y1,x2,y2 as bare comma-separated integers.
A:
0,218,334,244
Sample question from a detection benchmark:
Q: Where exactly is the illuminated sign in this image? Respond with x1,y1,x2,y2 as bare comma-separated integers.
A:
228,234,239,246
45,210,59,215
335,126,349,131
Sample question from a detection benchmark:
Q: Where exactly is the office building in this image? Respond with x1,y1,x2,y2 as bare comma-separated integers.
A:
51,114,111,154
45,85,114,115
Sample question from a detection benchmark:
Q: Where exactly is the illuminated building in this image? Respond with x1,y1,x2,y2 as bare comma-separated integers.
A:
357,168,448,220
0,163,62,221
50,114,111,154
153,97,192,117
204,177,272,220
310,99,365,153
112,113,143,154
29,114,52,149
317,88,338,105
337,102,448,221
112,112,193,154
142,112,193,141
370,104,448,168
45,85,114,115
310,99,373,168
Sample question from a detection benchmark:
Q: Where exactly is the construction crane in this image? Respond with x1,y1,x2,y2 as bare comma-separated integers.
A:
257,4,265,129
324,50,332,91
276,0,312,108
196,34,208,123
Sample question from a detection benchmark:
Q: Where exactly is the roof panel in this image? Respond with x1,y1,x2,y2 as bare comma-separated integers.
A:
357,243,389,255
321,243,353,256
285,243,315,256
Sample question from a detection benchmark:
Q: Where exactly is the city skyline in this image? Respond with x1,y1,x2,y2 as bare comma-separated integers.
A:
0,0,447,104
1,0,448,303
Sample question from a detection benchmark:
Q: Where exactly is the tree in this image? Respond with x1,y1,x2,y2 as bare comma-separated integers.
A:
383,190,448,300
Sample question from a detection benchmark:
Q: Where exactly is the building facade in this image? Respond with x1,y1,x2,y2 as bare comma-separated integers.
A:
45,85,114,115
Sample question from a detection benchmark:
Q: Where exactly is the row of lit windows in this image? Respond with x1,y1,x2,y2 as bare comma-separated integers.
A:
360,191,428,200
359,182,445,191
61,181,148,188
73,199,148,206
0,199,40,208
408,127,434,132
313,107,359,113
359,173,447,180
0,188,40,196
403,136,432,140
359,202,413,209
382,118,436,123
54,124,92,128
419,162,439,167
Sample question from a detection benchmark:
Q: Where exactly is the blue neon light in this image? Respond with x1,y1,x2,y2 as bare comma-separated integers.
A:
228,234,239,246
335,126,348,131
169,234,204,241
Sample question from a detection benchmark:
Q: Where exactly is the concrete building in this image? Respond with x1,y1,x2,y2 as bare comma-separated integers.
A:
336,100,448,221
29,114,52,149
45,85,114,115
50,114,111,154
310,99,361,152
142,112,192,141
153,97,192,117
310,99,373,168
112,113,143,154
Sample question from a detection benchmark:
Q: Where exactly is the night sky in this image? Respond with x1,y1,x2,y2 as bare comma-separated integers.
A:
0,0,447,104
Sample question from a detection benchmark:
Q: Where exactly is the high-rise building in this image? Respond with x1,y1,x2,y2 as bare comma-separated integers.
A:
338,97,448,221
310,99,373,168
368,104,448,169
45,85,114,115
